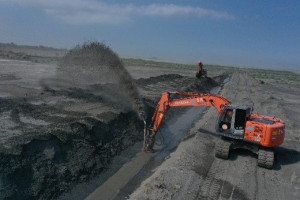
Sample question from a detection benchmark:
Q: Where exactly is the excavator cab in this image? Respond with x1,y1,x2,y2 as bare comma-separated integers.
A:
217,105,252,139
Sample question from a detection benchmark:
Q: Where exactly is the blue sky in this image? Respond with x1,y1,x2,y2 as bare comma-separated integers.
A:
0,0,299,70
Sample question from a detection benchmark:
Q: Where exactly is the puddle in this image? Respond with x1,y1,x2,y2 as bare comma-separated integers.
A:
20,115,50,126
30,100,44,105
48,100,57,105
0,93,10,98
0,59,30,63
0,111,23,145
211,86,221,94
0,74,20,81
223,76,231,84
30,100,57,105
211,75,230,94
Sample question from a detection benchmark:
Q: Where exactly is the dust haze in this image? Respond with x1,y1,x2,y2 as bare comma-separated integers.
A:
57,42,145,120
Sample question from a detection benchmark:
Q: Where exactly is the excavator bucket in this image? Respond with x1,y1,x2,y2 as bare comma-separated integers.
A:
143,124,155,153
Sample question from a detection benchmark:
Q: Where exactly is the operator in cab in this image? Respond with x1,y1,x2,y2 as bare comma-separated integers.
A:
222,109,233,130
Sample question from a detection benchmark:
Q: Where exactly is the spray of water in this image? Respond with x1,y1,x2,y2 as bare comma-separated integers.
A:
58,42,145,120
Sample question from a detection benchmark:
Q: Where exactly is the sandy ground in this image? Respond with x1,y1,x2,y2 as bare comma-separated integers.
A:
128,73,300,200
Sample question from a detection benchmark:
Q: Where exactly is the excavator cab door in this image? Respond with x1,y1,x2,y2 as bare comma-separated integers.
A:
217,108,234,133
217,106,251,139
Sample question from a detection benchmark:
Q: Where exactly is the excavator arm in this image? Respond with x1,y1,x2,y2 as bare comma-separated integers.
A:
144,91,231,152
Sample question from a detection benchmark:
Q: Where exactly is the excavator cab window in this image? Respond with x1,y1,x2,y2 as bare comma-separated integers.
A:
234,109,247,130
218,108,248,136
232,108,252,137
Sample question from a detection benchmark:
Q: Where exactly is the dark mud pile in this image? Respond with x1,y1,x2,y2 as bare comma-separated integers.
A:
0,97,144,200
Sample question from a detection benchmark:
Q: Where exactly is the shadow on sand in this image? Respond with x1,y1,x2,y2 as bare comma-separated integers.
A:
273,146,300,170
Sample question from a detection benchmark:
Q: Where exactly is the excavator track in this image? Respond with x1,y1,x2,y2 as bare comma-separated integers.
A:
215,139,231,159
257,148,274,169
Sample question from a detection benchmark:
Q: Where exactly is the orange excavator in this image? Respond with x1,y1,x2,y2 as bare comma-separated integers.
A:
143,91,285,168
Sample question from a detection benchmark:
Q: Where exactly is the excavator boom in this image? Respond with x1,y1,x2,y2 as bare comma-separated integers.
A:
143,91,231,152
150,92,231,134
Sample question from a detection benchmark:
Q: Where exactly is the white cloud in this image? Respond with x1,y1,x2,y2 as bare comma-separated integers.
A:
2,0,234,24
139,4,233,19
